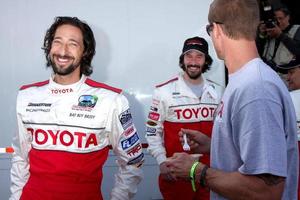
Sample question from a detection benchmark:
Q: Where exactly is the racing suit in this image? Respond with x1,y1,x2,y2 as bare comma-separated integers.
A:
10,75,144,200
145,73,221,200
290,89,300,198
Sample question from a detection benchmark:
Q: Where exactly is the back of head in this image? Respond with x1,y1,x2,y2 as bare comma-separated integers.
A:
208,0,259,40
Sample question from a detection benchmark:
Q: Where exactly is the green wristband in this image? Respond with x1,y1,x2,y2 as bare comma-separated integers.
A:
189,161,199,192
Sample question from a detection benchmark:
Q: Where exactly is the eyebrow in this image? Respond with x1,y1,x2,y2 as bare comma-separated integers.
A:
53,36,81,45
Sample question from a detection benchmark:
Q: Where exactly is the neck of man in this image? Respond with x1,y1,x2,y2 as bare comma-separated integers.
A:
53,64,82,85
183,73,204,85
223,38,259,74
53,71,81,85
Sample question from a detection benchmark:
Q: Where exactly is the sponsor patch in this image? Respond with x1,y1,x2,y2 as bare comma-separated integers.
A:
51,88,73,94
121,132,139,150
146,133,156,136
69,113,95,119
173,103,218,121
26,102,52,112
78,95,98,108
26,108,50,112
152,98,160,106
128,153,144,165
146,120,157,126
148,112,160,121
123,126,135,137
28,103,52,107
126,143,142,156
27,128,98,149
172,92,180,95
150,106,158,112
119,109,133,130
146,127,156,133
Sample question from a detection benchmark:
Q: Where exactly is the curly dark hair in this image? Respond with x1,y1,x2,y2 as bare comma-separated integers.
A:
42,16,96,76
179,54,212,73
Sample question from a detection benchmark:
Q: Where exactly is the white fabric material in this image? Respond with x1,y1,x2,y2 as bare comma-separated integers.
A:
10,75,143,200
290,89,300,140
145,72,222,165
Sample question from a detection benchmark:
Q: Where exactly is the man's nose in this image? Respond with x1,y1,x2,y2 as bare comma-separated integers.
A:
57,43,69,55
190,58,197,65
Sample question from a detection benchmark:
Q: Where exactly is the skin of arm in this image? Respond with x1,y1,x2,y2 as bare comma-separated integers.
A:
165,152,285,200
159,162,176,181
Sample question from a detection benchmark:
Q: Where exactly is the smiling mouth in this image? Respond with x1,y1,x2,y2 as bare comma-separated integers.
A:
187,65,201,71
54,55,74,65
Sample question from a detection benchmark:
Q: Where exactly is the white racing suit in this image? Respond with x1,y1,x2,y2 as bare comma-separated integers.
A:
290,89,300,198
10,75,144,200
145,73,222,200
290,89,300,138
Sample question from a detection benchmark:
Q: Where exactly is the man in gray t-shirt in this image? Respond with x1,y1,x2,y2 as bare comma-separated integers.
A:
165,0,299,199
211,58,298,199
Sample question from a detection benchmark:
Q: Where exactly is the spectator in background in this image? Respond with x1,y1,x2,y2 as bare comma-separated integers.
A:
258,6,300,83
145,36,222,200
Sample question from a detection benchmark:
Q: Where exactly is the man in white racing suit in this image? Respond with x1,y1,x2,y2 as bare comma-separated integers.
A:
145,37,222,200
10,16,143,200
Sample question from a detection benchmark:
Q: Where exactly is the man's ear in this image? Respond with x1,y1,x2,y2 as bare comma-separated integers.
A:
213,22,223,39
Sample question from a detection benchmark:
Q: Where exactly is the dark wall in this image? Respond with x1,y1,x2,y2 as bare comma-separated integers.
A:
280,0,300,24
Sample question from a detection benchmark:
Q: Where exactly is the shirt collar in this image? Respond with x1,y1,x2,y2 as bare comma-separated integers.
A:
48,74,87,94
177,72,217,100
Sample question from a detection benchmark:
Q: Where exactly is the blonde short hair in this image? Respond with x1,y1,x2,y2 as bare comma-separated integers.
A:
208,0,259,40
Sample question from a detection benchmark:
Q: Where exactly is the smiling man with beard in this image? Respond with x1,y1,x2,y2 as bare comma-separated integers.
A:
10,16,144,200
145,36,222,200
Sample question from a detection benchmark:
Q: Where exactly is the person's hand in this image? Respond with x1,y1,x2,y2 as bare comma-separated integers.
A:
258,21,267,35
179,129,211,154
266,24,282,38
159,161,176,181
165,152,203,180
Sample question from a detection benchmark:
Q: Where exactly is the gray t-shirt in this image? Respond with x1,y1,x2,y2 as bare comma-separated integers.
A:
211,58,299,200
185,80,204,98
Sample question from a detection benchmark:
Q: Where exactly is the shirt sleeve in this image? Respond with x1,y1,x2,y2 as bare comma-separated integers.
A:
10,94,31,200
232,98,287,177
145,88,167,165
107,94,144,200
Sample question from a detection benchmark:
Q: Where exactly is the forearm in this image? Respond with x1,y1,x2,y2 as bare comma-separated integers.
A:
147,142,167,165
10,128,30,200
196,165,285,200
10,153,29,200
145,125,167,164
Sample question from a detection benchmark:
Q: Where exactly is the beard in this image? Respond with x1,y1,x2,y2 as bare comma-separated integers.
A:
50,54,80,76
185,64,203,80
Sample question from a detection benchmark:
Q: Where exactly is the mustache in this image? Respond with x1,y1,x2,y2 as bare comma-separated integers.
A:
186,64,201,68
53,54,74,60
